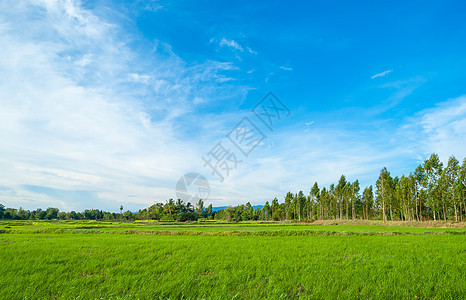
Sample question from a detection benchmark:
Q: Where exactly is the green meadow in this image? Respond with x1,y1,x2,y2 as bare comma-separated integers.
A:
0,221,465,299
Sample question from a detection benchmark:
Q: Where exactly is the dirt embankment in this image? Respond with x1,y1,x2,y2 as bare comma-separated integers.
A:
309,219,466,228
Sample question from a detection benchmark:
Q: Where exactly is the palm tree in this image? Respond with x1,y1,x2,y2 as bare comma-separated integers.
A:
164,199,175,218
175,199,185,213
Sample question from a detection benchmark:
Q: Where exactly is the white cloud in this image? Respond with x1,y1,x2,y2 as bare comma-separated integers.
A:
280,66,293,71
0,0,245,211
371,69,392,79
247,47,258,55
304,121,315,132
219,38,243,51
401,95,466,161
213,37,257,57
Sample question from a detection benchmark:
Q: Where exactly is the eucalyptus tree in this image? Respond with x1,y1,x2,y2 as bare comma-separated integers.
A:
310,182,320,220
351,180,360,219
320,187,329,219
271,198,280,220
291,194,298,220
329,184,336,219
335,175,347,220
444,156,460,221
285,192,293,220
344,181,352,220
362,186,373,220
396,175,411,221
423,154,443,221
414,165,426,220
407,174,416,220
455,158,466,221
262,201,271,220
305,195,312,220
297,191,306,221
390,176,400,221
376,167,392,222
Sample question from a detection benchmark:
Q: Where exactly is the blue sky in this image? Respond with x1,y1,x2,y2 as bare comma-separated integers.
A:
1,0,466,211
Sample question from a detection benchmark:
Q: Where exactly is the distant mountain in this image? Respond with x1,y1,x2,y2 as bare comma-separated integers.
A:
211,206,228,213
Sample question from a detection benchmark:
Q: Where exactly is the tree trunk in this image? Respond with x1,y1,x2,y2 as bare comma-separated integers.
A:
339,199,342,220
346,199,349,220
460,203,463,222
298,202,301,221
382,200,386,222
419,196,422,221
443,203,447,222
285,204,289,221
416,203,419,221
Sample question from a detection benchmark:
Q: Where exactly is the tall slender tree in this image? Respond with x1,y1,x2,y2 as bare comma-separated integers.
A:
351,180,360,219
362,186,373,220
376,167,392,222
310,182,320,220
444,156,459,221
335,175,347,220
424,154,443,221
455,158,466,221
285,192,292,221
297,191,306,221
329,184,336,219
414,165,426,221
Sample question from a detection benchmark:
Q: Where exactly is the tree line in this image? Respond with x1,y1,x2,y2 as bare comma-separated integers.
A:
0,199,213,222
215,154,466,222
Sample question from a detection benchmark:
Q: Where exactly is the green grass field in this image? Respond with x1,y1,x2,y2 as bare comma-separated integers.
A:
1,221,465,299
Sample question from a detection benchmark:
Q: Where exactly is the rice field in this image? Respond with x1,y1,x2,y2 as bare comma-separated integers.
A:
0,221,465,299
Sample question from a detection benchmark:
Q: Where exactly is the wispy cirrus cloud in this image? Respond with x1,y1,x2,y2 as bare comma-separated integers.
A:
246,47,258,55
212,37,257,56
279,66,293,71
371,69,392,79
368,76,427,115
220,38,243,51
